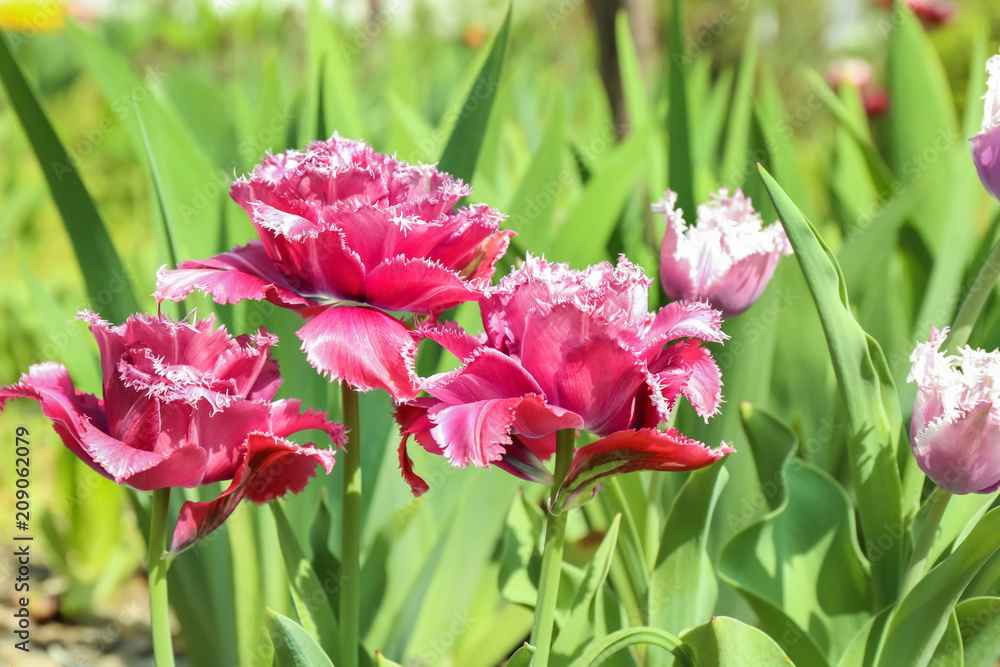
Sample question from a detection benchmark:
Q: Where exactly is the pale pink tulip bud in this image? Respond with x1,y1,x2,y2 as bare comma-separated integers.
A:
908,327,1000,495
655,188,792,318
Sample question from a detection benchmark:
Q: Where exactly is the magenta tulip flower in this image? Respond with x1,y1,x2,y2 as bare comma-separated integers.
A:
155,135,512,402
908,327,1000,495
395,254,734,507
655,188,792,318
0,311,343,553
972,52,1000,201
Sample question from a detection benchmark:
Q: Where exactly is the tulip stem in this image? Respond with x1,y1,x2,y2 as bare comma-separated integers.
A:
947,235,1000,353
341,384,362,667
530,428,575,666
148,487,175,667
901,488,952,597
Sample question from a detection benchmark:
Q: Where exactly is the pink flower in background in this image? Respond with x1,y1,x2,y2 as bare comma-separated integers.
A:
972,52,1000,202
875,0,956,27
655,188,792,318
395,255,733,505
0,311,343,553
907,327,1000,495
155,135,512,402
826,57,890,117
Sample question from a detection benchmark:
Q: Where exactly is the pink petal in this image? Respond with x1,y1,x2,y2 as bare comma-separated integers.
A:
395,399,444,456
644,300,726,358
428,398,519,467
656,191,696,302
0,363,110,479
214,330,283,401
510,394,585,439
557,428,734,510
518,304,647,432
297,305,420,401
258,218,367,302
170,432,335,554
76,418,167,484
398,435,430,497
124,444,209,491
364,256,481,314
493,435,556,485
423,347,545,404
417,321,486,362
649,340,723,420
154,243,315,308
269,399,346,445
912,402,1000,495
703,244,786,318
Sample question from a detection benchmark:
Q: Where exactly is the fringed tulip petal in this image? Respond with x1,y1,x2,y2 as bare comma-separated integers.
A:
170,432,335,554
298,305,419,401
556,428,734,511
907,327,1000,494
365,256,481,313
155,243,316,308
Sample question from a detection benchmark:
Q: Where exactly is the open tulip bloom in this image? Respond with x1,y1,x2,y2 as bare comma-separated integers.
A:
154,134,512,402
396,254,735,511
0,310,342,553
908,327,1000,495
655,187,792,318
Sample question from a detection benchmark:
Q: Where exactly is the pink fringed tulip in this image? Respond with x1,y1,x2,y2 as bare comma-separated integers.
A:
972,52,1000,201
908,327,1000,495
155,135,512,402
395,255,734,507
0,311,343,553
655,188,792,318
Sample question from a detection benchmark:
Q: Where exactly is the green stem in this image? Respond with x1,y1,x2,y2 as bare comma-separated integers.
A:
946,235,1000,353
149,487,175,667
529,429,575,667
340,384,362,667
901,489,952,596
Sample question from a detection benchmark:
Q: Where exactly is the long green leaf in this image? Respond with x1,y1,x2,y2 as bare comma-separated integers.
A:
667,0,695,218
437,2,512,183
680,616,794,667
759,165,905,607
956,597,1000,667
651,464,728,635
271,502,341,662
877,508,1000,667
0,30,140,322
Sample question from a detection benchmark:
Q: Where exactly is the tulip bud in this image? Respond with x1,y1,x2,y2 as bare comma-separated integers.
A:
972,53,1000,201
907,327,1000,495
655,188,792,318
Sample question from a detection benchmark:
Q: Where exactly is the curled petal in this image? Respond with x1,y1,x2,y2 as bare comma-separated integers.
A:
556,428,734,512
417,321,486,362
298,305,420,401
170,433,335,554
398,434,430,497
0,363,109,479
424,347,545,404
154,243,316,308
644,300,726,356
650,340,723,420
428,398,519,467
365,256,481,313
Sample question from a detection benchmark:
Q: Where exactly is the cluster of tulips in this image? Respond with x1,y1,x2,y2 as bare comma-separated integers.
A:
4,42,1000,667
